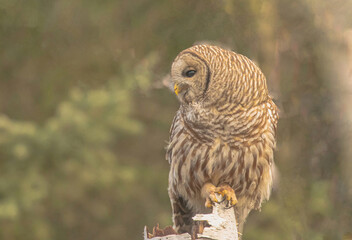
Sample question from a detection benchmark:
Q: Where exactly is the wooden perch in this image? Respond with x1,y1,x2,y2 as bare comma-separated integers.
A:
144,195,238,240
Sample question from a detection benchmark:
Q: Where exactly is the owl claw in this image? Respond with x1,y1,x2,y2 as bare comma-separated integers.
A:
201,183,237,208
205,198,213,208
205,193,218,208
216,185,238,207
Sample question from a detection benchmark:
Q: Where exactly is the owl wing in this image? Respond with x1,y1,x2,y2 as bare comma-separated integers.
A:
166,109,181,164
167,110,195,233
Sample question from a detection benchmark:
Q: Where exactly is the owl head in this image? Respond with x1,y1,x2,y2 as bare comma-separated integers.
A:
171,44,269,109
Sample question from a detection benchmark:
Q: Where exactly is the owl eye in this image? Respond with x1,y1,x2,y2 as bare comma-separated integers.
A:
184,69,196,78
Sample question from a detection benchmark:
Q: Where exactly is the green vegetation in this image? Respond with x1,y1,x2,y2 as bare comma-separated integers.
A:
1,0,351,239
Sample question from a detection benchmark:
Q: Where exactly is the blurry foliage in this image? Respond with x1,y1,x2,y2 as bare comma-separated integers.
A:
1,0,352,239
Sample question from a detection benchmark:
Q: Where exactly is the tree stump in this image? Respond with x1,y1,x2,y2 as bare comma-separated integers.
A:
144,195,238,240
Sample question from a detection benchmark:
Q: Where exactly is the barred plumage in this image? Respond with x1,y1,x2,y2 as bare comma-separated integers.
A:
167,44,279,235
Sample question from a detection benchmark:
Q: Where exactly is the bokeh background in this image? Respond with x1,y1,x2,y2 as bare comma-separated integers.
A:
1,0,352,239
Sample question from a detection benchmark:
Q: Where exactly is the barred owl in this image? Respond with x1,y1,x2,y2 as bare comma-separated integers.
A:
166,44,279,236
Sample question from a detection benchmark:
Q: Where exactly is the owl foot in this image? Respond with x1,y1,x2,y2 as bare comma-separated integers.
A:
201,183,238,208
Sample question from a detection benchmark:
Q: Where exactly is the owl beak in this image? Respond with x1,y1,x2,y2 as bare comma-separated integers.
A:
174,83,188,96
174,84,180,95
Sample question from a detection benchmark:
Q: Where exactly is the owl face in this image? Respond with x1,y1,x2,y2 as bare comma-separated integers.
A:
171,52,210,105
171,44,269,109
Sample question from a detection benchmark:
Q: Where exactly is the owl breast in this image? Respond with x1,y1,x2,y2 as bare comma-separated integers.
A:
167,103,277,215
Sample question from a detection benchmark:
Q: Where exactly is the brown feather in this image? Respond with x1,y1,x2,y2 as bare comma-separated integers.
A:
167,44,279,234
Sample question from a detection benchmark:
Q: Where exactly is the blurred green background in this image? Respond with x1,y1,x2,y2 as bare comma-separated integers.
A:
1,0,352,239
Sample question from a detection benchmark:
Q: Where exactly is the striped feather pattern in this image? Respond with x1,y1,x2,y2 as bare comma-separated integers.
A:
167,44,279,234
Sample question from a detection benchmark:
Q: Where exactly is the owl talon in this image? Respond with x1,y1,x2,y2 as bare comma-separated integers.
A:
216,185,238,207
205,198,213,208
205,192,219,208
201,183,237,208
